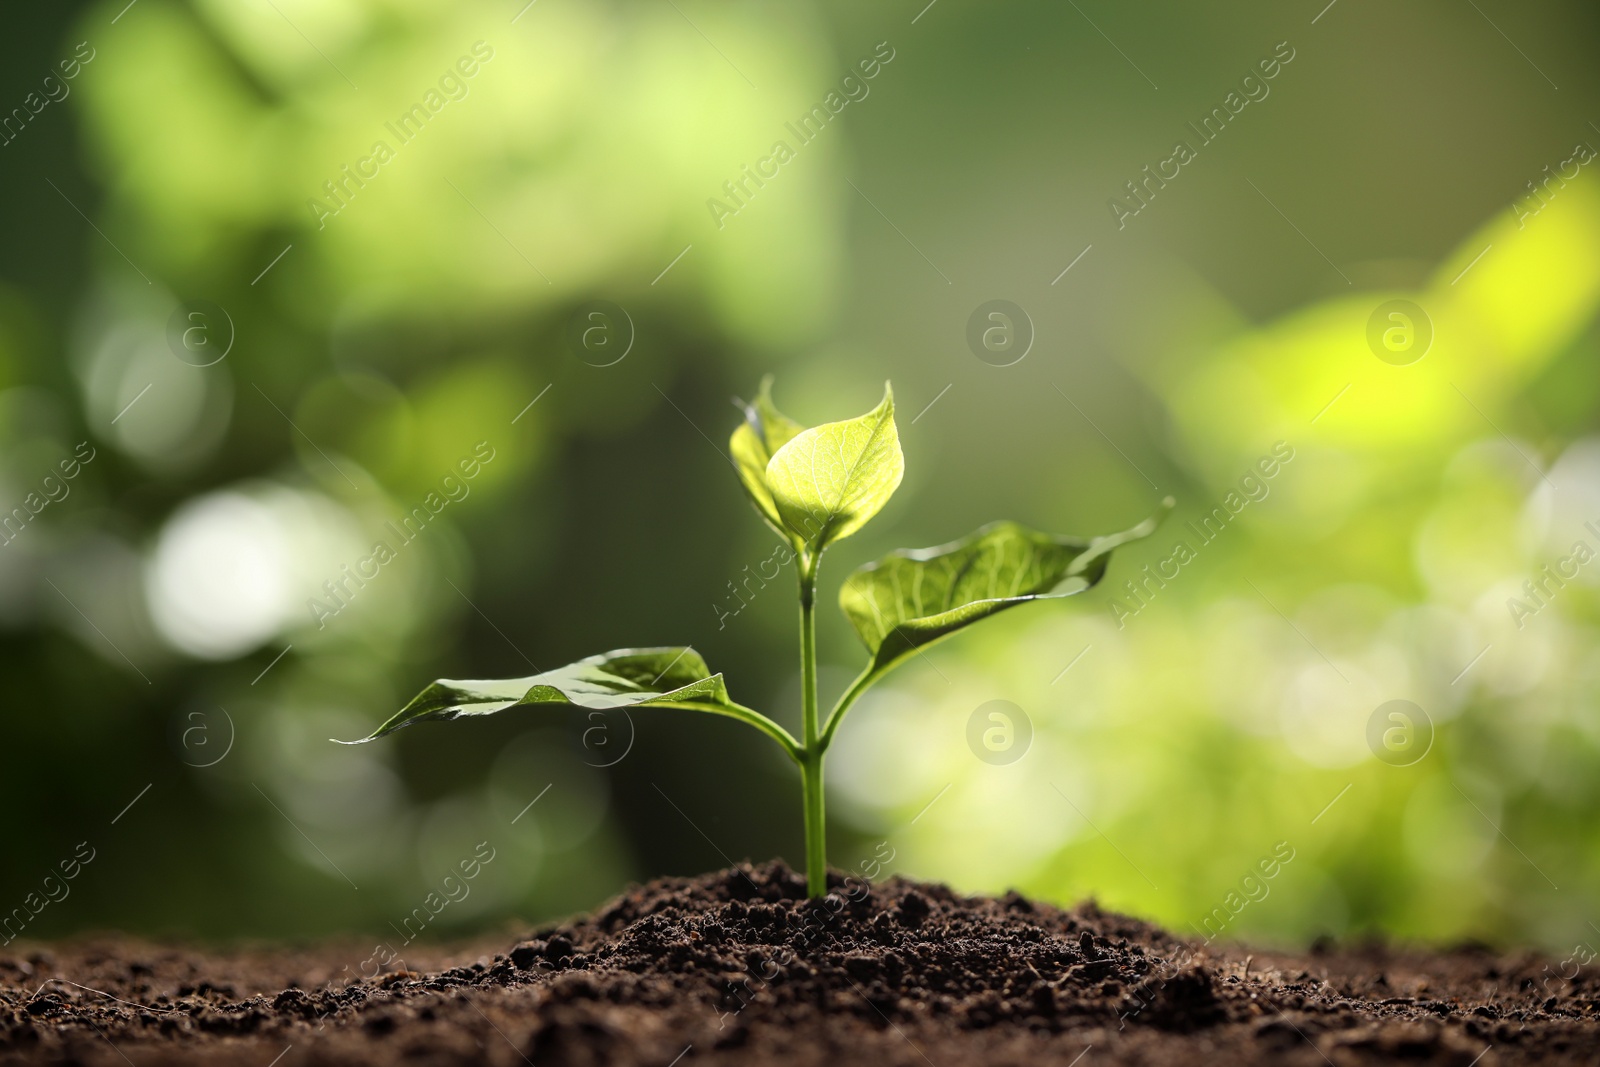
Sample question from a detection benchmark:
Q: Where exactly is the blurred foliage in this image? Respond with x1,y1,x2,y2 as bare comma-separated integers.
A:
2,0,1599,953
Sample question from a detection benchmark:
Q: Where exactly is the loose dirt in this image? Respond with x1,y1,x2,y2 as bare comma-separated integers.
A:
2,862,1594,1065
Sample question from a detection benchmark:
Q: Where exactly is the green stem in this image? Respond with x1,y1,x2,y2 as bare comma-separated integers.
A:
800,750,825,897
797,551,827,897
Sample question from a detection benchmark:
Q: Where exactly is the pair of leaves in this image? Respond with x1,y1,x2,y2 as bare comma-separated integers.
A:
343,508,1171,747
339,647,799,755
731,376,904,554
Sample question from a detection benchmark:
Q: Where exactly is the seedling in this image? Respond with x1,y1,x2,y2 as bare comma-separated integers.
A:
340,379,1169,897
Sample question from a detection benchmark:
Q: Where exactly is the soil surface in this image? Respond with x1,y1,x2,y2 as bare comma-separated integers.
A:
2,862,1595,1065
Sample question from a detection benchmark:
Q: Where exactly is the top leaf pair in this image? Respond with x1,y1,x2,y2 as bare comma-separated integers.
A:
729,378,1171,696
731,377,903,555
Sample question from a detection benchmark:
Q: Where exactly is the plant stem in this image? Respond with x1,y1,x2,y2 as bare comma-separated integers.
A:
797,552,827,898
799,749,825,897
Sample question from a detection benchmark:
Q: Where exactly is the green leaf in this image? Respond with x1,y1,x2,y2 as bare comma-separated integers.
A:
336,646,799,756
838,500,1173,676
765,383,903,552
729,376,807,543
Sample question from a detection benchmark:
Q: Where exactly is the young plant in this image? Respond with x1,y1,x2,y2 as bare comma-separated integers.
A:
339,378,1169,898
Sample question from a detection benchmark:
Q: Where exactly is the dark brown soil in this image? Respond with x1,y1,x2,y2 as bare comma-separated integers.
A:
2,862,1595,1065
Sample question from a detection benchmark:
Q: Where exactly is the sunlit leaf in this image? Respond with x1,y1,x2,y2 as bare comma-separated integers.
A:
766,383,903,551
730,376,807,542
840,501,1172,676
337,647,796,753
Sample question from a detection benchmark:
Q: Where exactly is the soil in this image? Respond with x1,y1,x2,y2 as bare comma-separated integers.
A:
2,862,1595,1066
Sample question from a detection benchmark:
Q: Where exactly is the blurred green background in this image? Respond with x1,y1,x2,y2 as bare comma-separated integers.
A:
5,0,1600,953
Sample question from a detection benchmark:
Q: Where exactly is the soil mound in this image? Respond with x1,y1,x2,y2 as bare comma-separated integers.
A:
2,861,1594,1065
